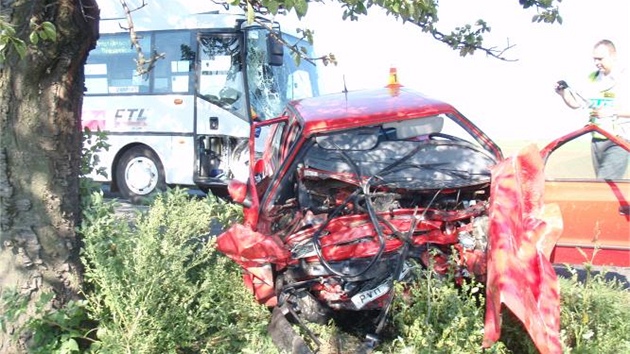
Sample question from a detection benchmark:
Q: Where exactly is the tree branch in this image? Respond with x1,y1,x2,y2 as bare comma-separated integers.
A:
117,0,165,76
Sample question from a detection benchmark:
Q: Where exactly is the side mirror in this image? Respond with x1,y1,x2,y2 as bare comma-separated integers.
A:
227,179,252,208
267,32,284,67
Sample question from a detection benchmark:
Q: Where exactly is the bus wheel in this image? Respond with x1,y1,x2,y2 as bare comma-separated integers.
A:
116,146,165,204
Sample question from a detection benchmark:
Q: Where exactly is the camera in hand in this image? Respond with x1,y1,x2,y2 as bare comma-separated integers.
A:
556,80,569,90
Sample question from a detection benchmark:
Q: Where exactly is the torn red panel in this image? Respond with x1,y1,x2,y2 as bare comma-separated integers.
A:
483,144,563,354
216,223,291,306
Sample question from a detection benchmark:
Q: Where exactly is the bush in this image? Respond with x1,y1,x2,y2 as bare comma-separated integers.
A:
375,263,630,354
380,266,498,354
79,188,277,353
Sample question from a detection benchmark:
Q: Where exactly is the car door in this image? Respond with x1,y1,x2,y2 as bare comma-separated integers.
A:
541,124,630,266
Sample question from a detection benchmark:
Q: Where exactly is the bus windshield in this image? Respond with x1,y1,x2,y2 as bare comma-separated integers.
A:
196,27,319,122
245,28,319,120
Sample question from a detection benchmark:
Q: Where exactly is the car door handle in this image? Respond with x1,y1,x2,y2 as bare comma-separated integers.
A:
620,205,630,215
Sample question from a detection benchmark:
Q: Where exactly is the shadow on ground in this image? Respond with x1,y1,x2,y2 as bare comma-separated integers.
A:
554,265,630,290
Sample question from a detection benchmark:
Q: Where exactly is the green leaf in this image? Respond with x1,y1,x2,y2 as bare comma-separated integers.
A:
59,338,80,353
292,52,301,66
41,21,55,33
29,31,39,44
13,38,27,58
294,0,308,17
267,0,279,15
3,25,16,36
42,21,57,42
38,292,55,306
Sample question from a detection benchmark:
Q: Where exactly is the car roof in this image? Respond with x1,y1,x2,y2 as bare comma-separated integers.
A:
288,87,457,137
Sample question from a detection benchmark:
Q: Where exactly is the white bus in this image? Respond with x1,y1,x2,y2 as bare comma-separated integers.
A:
82,9,319,202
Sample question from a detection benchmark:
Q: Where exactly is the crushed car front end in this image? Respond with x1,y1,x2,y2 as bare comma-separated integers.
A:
217,87,562,353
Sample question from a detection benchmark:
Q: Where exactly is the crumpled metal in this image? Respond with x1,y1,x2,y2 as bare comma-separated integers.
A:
483,144,563,354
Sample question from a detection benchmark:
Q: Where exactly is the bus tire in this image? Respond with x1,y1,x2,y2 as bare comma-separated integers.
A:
116,146,166,204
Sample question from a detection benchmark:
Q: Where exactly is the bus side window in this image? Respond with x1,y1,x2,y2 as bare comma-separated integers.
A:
153,31,194,94
85,33,150,95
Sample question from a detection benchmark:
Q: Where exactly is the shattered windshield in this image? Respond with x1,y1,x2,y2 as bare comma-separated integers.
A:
245,28,319,120
303,115,496,190
265,114,499,224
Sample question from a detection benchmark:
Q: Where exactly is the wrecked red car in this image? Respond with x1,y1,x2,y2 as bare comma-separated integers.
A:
217,87,564,353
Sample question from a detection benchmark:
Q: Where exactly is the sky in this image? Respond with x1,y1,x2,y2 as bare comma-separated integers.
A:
97,0,630,142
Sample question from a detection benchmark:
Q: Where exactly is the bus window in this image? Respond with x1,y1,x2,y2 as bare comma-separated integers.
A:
153,31,194,94
245,28,319,120
197,34,247,119
85,33,151,95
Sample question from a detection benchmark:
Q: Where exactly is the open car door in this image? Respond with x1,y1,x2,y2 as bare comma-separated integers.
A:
540,124,630,266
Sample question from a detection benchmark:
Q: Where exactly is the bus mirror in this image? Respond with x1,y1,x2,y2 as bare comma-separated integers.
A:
267,33,284,67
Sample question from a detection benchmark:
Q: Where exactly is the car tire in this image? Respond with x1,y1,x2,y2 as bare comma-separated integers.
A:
116,146,165,204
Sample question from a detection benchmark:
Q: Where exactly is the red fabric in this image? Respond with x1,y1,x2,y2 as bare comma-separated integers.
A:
483,144,563,354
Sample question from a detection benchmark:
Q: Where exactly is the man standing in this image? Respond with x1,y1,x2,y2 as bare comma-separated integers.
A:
555,39,630,179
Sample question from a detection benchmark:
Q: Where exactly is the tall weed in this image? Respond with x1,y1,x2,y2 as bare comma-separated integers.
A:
79,189,277,353
382,266,498,354
378,263,630,354
9,179,625,353
558,266,630,353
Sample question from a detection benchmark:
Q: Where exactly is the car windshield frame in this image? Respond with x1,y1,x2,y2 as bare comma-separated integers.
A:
258,113,500,219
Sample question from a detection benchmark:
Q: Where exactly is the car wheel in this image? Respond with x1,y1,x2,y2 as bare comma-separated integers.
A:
116,146,165,204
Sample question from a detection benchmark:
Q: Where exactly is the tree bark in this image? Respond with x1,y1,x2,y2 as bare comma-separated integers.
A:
0,0,98,351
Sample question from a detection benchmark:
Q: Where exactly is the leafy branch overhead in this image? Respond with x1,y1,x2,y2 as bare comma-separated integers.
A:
228,0,564,61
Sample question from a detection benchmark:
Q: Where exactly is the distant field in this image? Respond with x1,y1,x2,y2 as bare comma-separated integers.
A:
497,139,592,178
495,139,549,157
496,138,630,179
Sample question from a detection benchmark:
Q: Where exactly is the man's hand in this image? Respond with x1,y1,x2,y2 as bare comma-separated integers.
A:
555,80,569,94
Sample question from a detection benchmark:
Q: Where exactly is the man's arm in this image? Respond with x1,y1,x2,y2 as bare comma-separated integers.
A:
555,82,583,109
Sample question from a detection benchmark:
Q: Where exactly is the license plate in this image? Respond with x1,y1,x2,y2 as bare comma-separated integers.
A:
351,282,390,309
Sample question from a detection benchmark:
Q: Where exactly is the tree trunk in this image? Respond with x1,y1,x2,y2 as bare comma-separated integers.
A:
0,0,98,352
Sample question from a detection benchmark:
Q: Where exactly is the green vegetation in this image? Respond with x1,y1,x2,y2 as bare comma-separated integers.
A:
1,187,628,353
79,190,275,353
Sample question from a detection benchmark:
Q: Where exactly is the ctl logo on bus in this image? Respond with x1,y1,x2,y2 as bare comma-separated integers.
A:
114,108,148,128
